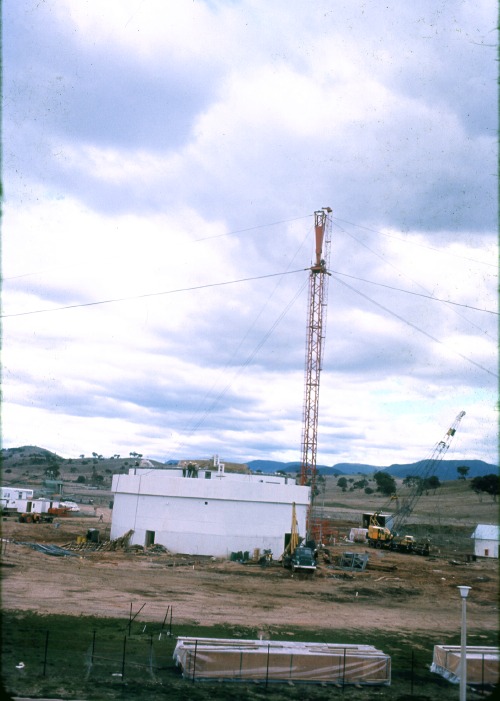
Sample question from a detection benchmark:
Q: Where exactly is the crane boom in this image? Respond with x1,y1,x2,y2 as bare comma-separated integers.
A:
391,410,466,533
300,209,332,530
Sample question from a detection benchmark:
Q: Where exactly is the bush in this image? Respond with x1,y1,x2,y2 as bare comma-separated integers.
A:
76,475,86,483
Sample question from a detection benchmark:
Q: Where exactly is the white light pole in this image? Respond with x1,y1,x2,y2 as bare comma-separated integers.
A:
457,585,471,701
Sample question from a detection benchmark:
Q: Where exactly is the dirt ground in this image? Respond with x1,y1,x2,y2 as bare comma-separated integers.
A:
1,508,498,638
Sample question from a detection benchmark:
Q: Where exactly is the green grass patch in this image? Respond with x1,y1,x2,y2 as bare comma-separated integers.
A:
1,610,497,700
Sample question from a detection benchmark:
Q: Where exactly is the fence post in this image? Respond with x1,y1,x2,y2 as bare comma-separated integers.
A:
121,635,127,680
411,648,414,696
192,640,198,683
265,643,270,689
42,631,49,677
149,634,154,674
342,647,346,692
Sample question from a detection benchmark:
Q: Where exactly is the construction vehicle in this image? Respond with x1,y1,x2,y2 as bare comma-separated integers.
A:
287,546,317,573
18,512,54,524
18,504,70,523
366,411,466,555
281,502,317,574
367,522,429,554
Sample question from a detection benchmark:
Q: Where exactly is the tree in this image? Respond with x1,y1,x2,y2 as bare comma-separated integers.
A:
457,465,470,480
337,477,348,492
373,471,396,497
424,475,441,493
470,474,499,502
76,475,86,483
403,475,420,487
44,463,60,480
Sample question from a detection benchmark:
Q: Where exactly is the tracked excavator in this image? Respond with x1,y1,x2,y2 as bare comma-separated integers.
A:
367,411,466,555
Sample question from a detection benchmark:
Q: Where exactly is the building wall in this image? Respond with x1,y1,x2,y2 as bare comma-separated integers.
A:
110,468,310,558
473,539,498,558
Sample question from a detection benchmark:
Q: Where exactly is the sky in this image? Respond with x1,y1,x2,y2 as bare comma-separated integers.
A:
2,0,498,469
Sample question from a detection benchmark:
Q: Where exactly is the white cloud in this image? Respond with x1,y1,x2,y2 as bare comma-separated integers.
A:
2,0,497,468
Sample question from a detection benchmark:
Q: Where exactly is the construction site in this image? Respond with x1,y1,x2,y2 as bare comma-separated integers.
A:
1,210,498,699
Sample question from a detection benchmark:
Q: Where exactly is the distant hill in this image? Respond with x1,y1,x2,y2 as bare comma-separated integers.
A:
247,460,343,476
385,459,498,481
247,459,498,481
2,447,497,484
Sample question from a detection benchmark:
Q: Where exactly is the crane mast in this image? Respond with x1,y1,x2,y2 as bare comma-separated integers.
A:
300,209,332,525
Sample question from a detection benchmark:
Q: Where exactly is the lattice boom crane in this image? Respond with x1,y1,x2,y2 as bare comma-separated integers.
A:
391,410,466,534
300,208,332,528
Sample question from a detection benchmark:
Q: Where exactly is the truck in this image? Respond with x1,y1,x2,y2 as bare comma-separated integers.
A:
280,502,317,574
283,545,317,574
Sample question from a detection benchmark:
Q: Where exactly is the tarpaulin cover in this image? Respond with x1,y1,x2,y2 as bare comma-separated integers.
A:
173,637,391,685
431,645,499,685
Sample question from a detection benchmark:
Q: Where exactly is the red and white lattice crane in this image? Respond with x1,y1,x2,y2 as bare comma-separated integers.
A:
300,208,332,534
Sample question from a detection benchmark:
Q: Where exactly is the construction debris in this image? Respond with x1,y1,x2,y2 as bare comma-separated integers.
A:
339,552,369,571
60,529,135,552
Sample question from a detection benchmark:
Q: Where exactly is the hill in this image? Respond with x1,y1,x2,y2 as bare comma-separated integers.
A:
1,447,497,486
246,458,497,480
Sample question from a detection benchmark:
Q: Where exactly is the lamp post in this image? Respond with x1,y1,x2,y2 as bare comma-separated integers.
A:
457,585,471,701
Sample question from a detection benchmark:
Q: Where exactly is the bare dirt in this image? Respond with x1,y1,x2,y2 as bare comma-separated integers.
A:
1,507,498,638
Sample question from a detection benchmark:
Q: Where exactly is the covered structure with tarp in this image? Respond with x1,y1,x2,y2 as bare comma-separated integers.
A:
173,637,391,686
431,645,499,686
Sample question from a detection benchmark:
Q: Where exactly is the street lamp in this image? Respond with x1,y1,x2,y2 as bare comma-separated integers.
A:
457,585,471,701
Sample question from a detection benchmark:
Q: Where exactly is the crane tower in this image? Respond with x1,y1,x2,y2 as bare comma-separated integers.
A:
300,208,332,516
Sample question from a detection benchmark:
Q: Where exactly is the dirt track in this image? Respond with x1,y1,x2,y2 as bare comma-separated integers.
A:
1,512,498,636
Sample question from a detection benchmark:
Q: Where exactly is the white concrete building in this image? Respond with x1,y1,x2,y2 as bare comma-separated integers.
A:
471,524,499,558
110,464,310,558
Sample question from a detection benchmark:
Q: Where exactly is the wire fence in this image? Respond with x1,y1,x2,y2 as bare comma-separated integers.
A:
3,615,498,696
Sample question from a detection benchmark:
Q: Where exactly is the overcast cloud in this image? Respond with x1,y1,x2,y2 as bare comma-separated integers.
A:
3,0,498,468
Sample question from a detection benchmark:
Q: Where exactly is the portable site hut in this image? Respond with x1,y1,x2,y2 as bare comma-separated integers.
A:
110,465,310,558
1,486,34,510
471,524,499,558
173,637,391,686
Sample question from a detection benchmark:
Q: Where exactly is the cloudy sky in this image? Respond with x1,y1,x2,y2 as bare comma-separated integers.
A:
3,0,498,468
